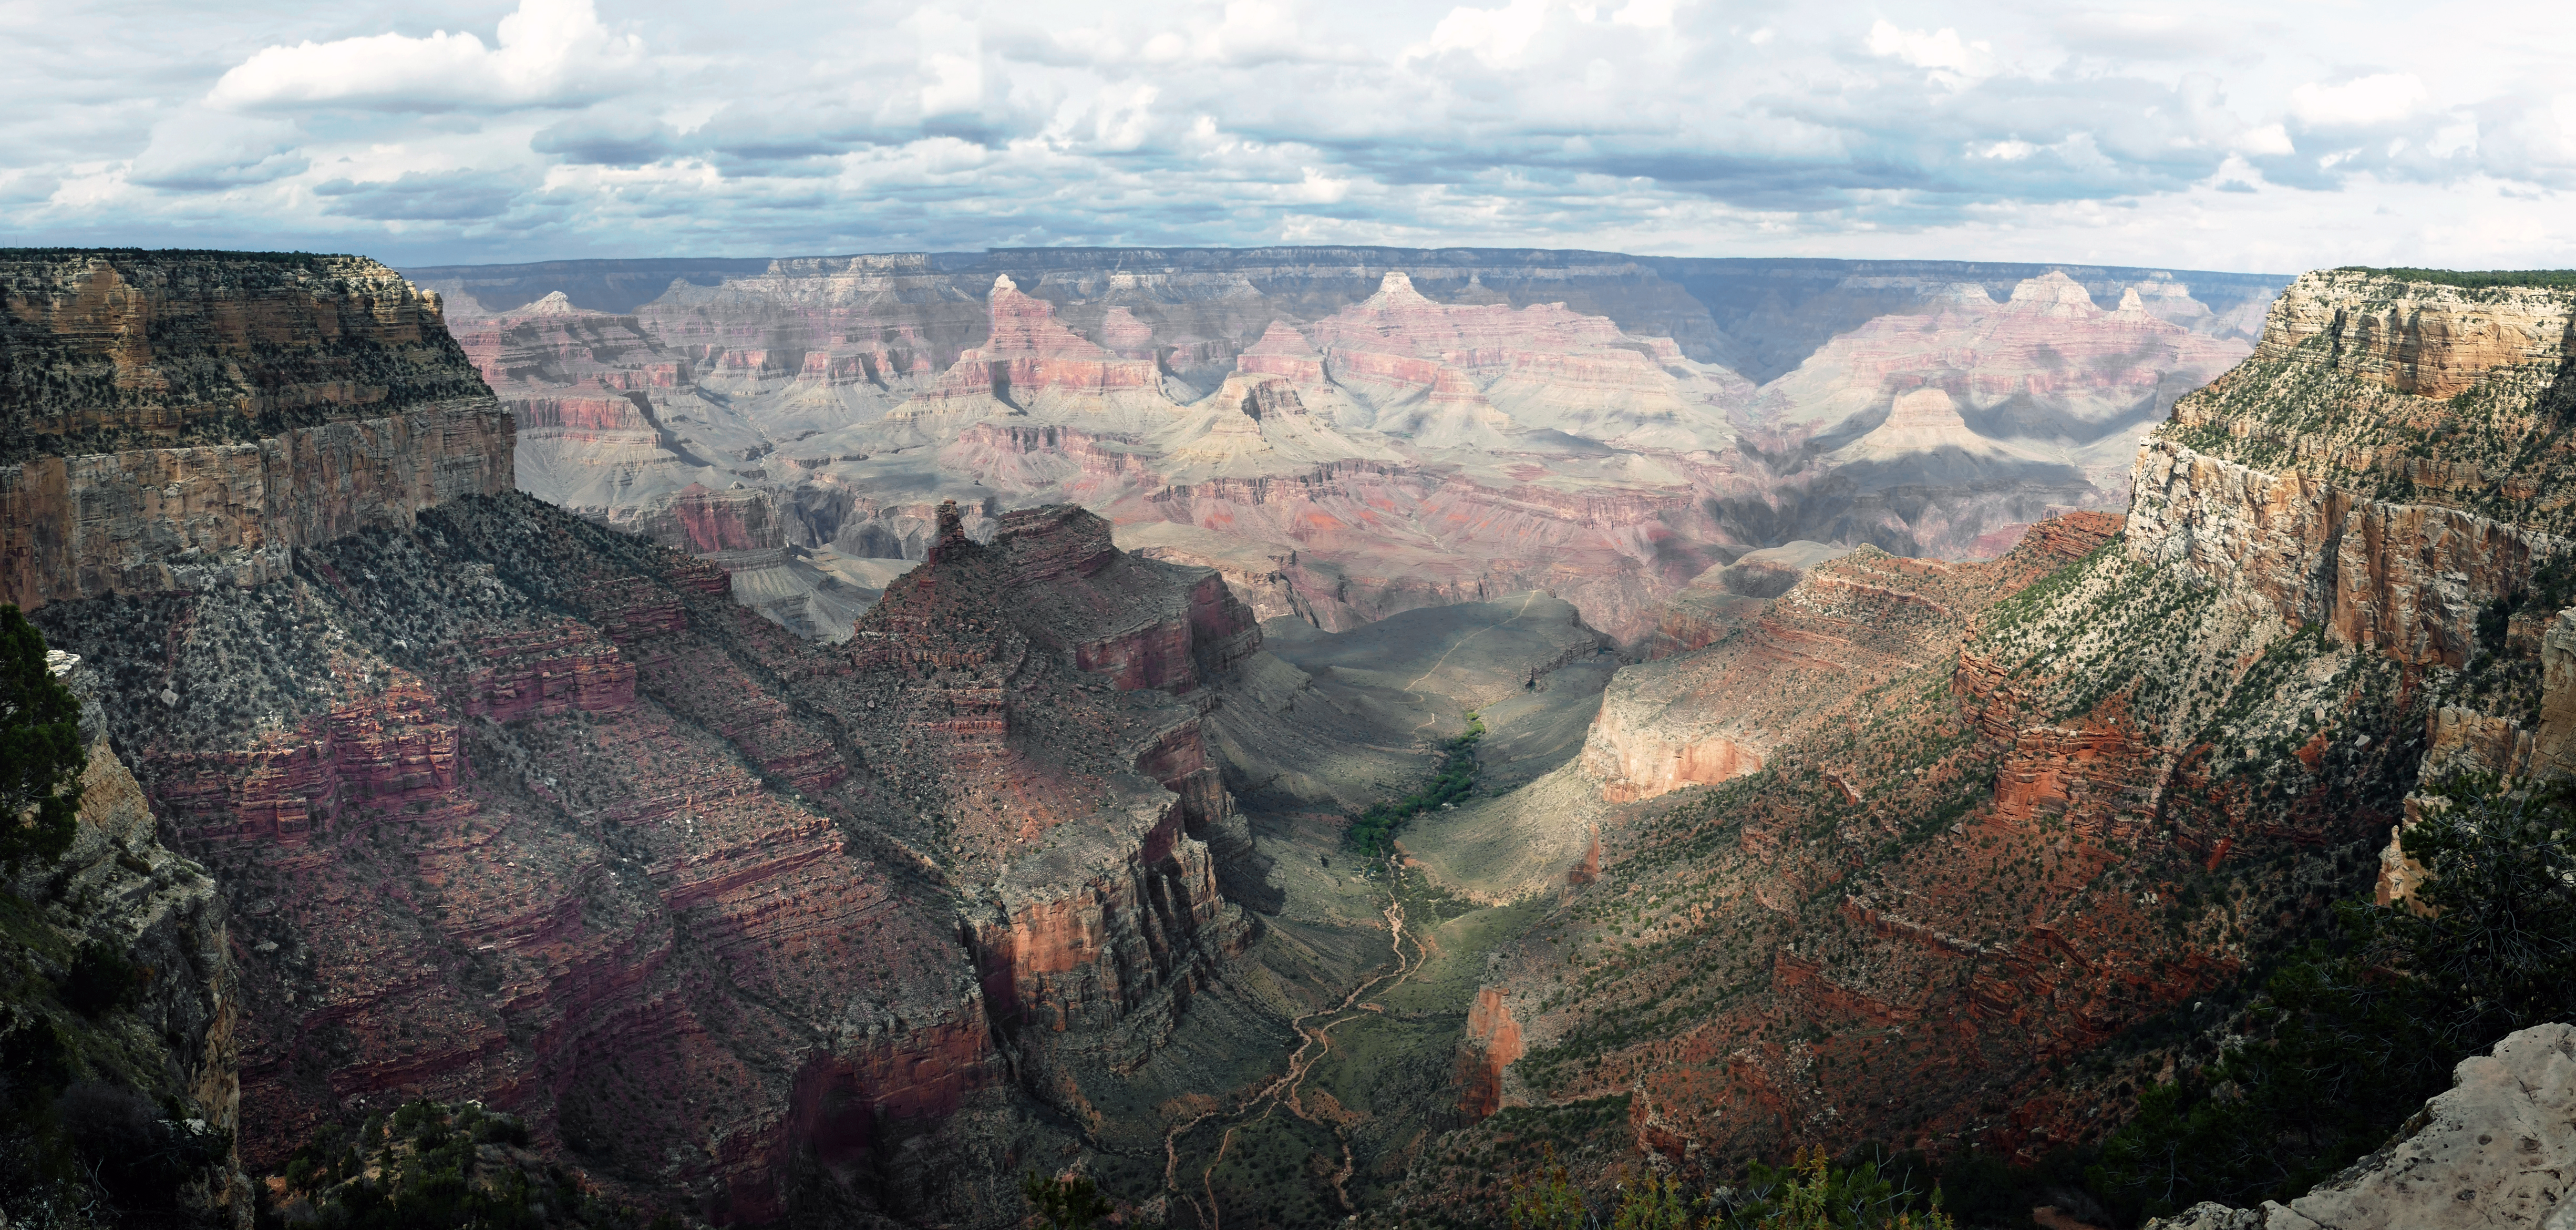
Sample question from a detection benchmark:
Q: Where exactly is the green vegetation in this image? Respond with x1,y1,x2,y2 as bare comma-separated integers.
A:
1344,712,1485,857
1,604,85,874
260,1099,650,1230
1507,1148,1956,1230
1020,1171,1116,1230
2334,266,2576,290
2084,774,2576,1223
0,1007,233,1228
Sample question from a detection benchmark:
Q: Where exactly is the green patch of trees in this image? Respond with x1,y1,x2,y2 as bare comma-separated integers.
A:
2335,266,2576,290
1507,1147,1956,1230
1345,713,1485,857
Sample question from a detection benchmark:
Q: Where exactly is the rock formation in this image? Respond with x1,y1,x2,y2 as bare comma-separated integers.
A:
7,249,1275,1224
1380,269,2576,1219
2146,1022,2576,1230
0,252,513,611
1583,512,2118,802
421,250,2278,645
2,653,248,1226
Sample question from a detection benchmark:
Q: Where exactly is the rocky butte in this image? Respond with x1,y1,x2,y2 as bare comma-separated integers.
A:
4,249,1275,1223
415,250,2279,645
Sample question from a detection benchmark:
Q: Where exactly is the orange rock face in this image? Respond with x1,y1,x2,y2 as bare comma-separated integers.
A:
1459,986,1526,1121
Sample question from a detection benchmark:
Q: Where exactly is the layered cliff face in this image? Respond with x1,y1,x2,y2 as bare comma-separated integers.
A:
2134,270,2576,668
1582,512,2119,803
429,251,2278,645
39,490,1262,1223
0,250,513,611
1379,270,2576,1218
7,252,1276,1224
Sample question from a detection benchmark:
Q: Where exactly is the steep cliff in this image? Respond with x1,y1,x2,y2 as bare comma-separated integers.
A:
0,250,513,611
2,654,245,1227
2148,1023,2576,1230
1379,270,2576,1219
7,251,1272,1225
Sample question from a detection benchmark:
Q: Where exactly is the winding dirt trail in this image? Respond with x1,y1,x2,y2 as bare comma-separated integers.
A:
1162,858,1431,1228
1399,590,1541,733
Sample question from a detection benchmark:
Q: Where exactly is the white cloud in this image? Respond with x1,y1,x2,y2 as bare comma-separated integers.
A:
129,111,307,189
1414,0,1553,66
2234,124,2294,156
1866,20,1998,83
2289,73,2428,128
909,8,984,119
1611,0,1675,29
207,0,641,112
5,0,2575,272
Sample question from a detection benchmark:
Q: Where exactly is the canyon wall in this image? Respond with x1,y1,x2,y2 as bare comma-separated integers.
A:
7,252,1269,1225
1399,271,2575,1209
3,654,248,1225
0,251,513,610
424,250,2278,645
2129,270,2576,667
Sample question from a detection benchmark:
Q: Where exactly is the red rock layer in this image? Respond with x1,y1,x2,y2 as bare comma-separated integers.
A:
1459,986,1526,1121
610,482,787,554
45,490,1262,1223
902,276,1167,415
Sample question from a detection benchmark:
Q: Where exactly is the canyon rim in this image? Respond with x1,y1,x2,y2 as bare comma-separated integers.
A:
3,245,2572,1230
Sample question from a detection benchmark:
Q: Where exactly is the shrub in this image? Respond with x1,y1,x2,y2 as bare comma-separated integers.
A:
0,604,85,875
1021,1171,1115,1230
2086,774,2576,1221
59,938,142,1017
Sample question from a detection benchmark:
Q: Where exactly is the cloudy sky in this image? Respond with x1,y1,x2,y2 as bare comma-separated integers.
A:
4,0,2571,272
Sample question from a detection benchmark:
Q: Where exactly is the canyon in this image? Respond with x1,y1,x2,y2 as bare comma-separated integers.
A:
3,250,1287,1224
415,250,2279,645
1369,266,2576,1223
11,248,2573,1230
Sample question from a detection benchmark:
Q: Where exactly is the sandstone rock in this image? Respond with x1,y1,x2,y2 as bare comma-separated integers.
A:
1458,985,1526,1121
2145,1023,2576,1230
423,251,2276,649
2127,440,2562,669
1581,511,2119,802
2536,609,2576,778
1,251,490,463
2164,270,2576,534
0,403,514,610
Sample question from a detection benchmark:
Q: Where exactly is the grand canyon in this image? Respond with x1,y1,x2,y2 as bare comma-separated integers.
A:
5,244,2573,1230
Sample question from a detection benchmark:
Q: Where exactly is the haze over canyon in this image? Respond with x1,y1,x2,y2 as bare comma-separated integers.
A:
407,249,2279,644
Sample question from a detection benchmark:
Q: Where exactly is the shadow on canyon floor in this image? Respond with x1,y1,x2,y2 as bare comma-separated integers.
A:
1062,593,1615,1226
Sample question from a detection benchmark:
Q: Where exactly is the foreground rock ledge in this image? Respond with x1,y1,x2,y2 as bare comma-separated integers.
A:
2149,1022,2576,1230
